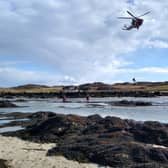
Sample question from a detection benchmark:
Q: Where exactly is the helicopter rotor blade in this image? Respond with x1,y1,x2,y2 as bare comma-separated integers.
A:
127,11,137,18
138,11,150,17
117,17,132,19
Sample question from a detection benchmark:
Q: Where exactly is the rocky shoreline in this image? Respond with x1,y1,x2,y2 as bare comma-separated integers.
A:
0,90,163,99
1,111,168,167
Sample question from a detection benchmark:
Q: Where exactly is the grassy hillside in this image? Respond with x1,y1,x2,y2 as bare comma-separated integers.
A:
0,84,63,93
0,82,168,93
112,82,168,92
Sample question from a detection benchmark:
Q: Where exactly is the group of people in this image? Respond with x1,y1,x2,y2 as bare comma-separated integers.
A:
62,94,90,103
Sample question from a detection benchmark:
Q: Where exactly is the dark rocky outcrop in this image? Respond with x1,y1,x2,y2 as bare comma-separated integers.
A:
129,121,168,146
0,90,160,99
0,112,56,129
2,112,168,167
0,100,18,108
110,100,152,106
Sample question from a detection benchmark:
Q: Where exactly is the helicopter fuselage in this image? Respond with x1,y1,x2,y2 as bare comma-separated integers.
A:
132,18,143,29
118,10,150,30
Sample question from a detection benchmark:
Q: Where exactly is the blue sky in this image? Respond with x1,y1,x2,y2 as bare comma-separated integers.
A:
0,0,168,87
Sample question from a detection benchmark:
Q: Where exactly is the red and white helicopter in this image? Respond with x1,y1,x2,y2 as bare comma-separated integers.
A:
118,11,150,30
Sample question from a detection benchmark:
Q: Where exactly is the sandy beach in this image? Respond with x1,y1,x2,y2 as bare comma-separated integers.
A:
0,135,102,168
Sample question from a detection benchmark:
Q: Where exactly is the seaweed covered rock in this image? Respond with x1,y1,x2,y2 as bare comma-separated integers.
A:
130,120,168,146
3,112,168,167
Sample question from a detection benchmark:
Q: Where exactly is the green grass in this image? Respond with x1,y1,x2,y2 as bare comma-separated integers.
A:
0,86,63,93
145,85,168,91
1,83,168,94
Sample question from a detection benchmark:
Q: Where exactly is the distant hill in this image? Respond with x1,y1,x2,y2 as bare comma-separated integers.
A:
79,82,112,91
114,81,168,86
0,81,168,93
12,84,50,89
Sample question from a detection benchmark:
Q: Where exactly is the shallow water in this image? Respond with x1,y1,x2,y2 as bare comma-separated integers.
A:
0,126,24,133
0,118,29,125
0,97,168,123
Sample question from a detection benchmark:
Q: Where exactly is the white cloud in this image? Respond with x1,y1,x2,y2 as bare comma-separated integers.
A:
145,40,168,48
139,67,168,74
0,0,168,85
0,67,76,87
108,67,168,75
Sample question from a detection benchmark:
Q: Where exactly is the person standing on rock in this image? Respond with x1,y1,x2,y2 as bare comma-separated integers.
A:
132,78,136,84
